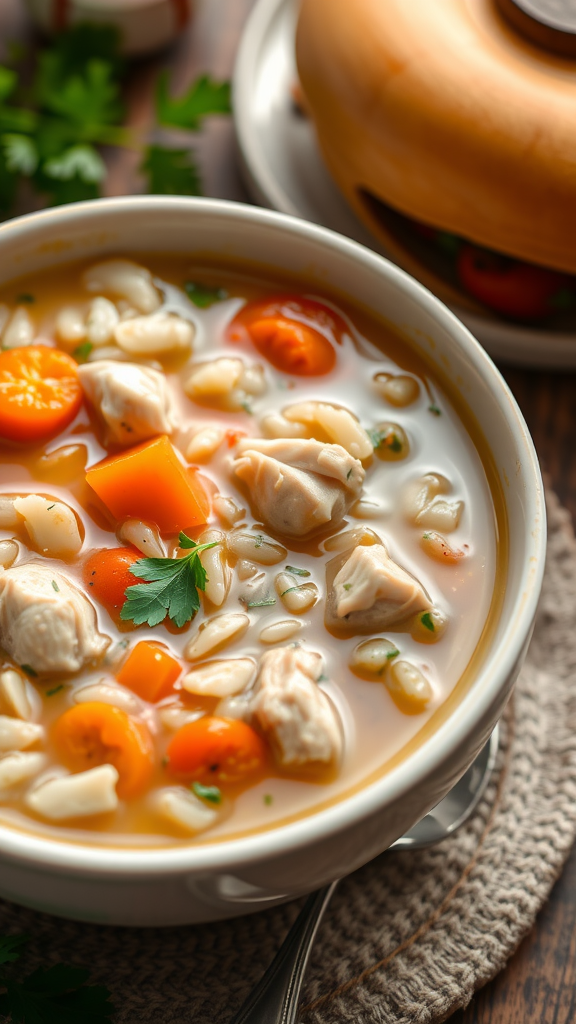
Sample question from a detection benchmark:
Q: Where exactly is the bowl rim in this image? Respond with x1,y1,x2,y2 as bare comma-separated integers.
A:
0,195,546,877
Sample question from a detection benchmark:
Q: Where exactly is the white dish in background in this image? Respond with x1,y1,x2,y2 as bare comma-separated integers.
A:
233,0,576,368
25,0,192,56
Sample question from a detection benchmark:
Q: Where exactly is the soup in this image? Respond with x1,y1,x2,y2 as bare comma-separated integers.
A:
0,256,501,847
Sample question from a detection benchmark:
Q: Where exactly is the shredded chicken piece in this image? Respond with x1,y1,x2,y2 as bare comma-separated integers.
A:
325,542,430,636
0,564,110,675
78,360,177,445
249,647,342,766
232,437,364,538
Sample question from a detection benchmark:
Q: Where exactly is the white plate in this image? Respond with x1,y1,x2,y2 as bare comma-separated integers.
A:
233,0,576,368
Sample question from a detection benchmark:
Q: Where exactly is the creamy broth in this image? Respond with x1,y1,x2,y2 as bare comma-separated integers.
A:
0,256,500,846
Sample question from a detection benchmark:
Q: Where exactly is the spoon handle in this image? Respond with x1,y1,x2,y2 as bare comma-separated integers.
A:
229,880,338,1024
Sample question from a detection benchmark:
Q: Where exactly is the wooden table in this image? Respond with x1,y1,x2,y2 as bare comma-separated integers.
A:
2,1,576,1020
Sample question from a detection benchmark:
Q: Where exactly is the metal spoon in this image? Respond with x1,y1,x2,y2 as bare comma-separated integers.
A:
229,726,499,1024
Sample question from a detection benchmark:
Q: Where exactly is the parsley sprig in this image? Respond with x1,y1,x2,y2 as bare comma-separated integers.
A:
0,27,231,213
120,532,218,629
0,933,114,1024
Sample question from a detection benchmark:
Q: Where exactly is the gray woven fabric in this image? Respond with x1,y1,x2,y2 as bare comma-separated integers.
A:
0,490,575,1023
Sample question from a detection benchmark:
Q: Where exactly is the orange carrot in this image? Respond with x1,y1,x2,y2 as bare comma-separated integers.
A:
53,702,155,798
116,641,181,703
227,295,347,376
85,435,210,533
83,547,141,615
167,716,266,784
0,345,82,443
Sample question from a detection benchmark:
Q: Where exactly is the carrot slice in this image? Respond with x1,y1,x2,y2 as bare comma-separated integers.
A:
83,546,141,615
116,641,181,703
227,295,347,376
0,345,82,443
85,435,210,533
167,716,266,784
53,702,155,798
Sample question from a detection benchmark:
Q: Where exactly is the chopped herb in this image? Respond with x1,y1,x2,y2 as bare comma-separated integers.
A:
343,583,352,591
346,468,353,480
421,612,435,632
428,404,442,416
0,930,114,1023
15,292,34,304
184,280,228,308
46,684,64,697
386,648,400,660
254,534,264,549
46,503,55,510
120,531,219,629
20,664,37,678
285,565,310,577
241,400,254,415
51,579,60,592
422,532,431,540
247,598,276,608
73,341,93,363
192,781,222,805
263,794,273,806
280,587,300,597
317,673,328,683
369,427,403,453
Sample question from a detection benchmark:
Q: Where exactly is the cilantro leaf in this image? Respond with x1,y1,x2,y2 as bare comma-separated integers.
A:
120,535,218,628
184,281,227,308
141,144,202,196
192,782,222,804
38,58,124,131
35,24,123,87
0,934,27,966
156,72,231,130
44,145,105,184
0,964,114,1024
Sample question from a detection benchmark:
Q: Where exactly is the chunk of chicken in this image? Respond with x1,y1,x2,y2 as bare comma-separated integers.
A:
232,438,364,538
0,564,110,675
249,647,342,766
325,542,430,637
78,360,177,445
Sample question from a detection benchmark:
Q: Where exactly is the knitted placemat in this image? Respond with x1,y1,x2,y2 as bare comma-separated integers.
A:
0,489,575,1024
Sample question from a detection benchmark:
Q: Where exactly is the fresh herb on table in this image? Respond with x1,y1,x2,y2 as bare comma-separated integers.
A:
0,932,114,1023
184,281,228,308
120,531,218,629
0,26,232,215
192,782,222,805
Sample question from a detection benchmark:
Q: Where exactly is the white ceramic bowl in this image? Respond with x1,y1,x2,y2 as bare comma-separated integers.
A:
0,197,545,926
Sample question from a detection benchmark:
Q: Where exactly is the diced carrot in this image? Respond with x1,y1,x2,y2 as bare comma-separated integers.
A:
224,428,247,447
85,435,210,534
83,546,141,615
0,346,82,443
167,716,266,784
53,702,155,798
117,641,181,703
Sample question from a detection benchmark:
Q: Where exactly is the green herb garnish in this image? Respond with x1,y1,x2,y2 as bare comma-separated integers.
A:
369,427,402,453
421,612,435,632
285,565,310,577
343,583,352,591
254,534,264,549
428,405,442,417
15,292,34,304
51,580,59,592
20,664,37,678
184,281,228,308
346,468,353,480
247,598,276,608
386,648,400,660
263,794,273,806
192,781,222,805
46,503,55,510
156,73,231,131
46,684,64,697
0,931,114,1023
120,532,218,629
73,341,93,363
280,587,300,597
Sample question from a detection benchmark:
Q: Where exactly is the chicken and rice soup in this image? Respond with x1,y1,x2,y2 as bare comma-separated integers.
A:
0,257,502,845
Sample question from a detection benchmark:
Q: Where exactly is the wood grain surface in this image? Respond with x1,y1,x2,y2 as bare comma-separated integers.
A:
2,1,576,1020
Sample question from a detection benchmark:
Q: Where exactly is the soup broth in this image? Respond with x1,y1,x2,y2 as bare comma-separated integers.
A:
0,256,501,847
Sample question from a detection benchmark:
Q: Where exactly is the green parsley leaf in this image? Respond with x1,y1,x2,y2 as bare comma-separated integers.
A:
285,565,310,577
192,782,222,805
44,145,105,185
0,963,114,1024
428,404,442,416
73,341,93,363
141,144,202,197
184,281,227,308
46,684,64,697
247,598,276,608
51,580,59,592
37,57,123,129
386,648,400,660
421,612,435,632
343,583,352,591
2,134,38,175
156,72,231,130
120,535,218,629
263,794,273,806
368,426,402,452
0,934,27,966
20,664,37,678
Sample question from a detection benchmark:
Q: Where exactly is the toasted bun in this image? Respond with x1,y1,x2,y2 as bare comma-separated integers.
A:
296,0,576,274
